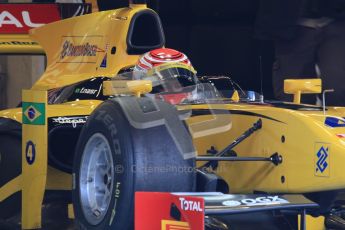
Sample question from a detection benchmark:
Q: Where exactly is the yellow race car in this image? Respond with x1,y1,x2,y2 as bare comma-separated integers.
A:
0,1,344,230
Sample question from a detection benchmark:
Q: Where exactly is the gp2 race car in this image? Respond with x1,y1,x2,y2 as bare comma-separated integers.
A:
0,0,344,229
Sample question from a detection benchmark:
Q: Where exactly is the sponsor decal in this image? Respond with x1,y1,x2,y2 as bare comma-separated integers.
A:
58,36,104,63
0,10,43,28
161,220,190,230
316,147,329,172
221,200,241,207
0,41,39,46
135,192,204,230
336,134,345,138
22,102,45,125
25,140,36,165
100,43,109,68
0,4,60,34
51,116,88,128
179,197,203,212
222,196,289,207
325,117,345,127
75,87,98,95
315,143,330,177
60,40,98,59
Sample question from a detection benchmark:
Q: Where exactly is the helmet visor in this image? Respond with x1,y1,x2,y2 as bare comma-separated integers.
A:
144,63,197,94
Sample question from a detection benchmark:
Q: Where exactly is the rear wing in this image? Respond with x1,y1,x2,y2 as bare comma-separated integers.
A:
135,192,319,230
0,3,91,54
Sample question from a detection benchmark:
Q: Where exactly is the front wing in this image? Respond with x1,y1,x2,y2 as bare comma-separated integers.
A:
135,192,318,230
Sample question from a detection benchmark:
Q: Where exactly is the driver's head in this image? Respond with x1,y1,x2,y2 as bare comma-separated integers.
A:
134,48,192,72
134,48,198,104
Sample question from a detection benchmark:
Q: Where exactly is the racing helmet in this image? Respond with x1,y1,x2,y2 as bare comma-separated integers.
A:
134,48,199,104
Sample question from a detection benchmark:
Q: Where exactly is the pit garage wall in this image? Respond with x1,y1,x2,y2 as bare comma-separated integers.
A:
97,0,275,100
0,56,45,109
6,56,45,108
0,0,45,109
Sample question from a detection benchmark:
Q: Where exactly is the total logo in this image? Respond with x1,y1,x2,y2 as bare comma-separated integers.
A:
179,197,203,212
222,196,289,207
0,11,43,28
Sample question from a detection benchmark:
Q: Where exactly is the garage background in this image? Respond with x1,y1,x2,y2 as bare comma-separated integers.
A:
0,0,46,109
0,0,275,109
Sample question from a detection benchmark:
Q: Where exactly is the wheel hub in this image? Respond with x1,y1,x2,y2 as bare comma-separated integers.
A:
79,133,115,225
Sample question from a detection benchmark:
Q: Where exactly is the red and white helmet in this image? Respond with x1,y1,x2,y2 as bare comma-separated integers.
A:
134,48,199,105
134,48,192,72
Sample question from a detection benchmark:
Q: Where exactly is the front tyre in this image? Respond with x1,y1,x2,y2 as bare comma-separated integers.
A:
73,98,196,230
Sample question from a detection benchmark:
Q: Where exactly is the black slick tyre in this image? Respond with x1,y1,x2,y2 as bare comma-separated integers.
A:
72,98,196,230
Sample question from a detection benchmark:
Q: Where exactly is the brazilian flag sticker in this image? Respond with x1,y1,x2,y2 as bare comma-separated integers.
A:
22,102,45,125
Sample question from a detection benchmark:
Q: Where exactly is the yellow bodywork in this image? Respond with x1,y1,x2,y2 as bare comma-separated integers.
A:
103,80,152,97
21,90,47,228
0,3,344,229
29,4,147,90
188,103,345,193
284,79,322,104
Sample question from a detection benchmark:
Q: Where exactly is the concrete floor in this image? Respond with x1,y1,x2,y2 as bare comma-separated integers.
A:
0,203,75,230
0,209,299,230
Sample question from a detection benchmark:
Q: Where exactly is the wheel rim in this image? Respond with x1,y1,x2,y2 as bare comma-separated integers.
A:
79,133,114,225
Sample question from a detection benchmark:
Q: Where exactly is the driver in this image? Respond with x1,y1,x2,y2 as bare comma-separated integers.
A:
133,48,199,105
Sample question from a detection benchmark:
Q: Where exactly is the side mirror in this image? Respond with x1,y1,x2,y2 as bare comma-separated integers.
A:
103,80,152,97
284,79,321,104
